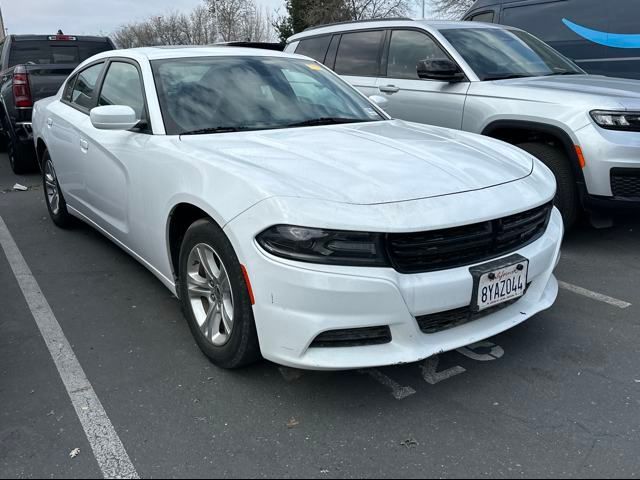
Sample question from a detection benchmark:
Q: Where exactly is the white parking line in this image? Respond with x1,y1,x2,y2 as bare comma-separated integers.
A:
558,281,632,310
359,369,416,400
0,216,139,480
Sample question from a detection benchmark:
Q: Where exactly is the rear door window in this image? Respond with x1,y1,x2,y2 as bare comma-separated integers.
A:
334,30,385,77
69,62,104,111
295,36,332,63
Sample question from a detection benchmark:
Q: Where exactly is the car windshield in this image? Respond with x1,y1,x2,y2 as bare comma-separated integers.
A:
151,56,386,135
441,28,584,81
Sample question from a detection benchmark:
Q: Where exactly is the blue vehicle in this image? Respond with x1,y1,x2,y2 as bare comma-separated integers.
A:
464,0,640,79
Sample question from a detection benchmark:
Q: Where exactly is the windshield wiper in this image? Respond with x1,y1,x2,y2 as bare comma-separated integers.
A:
544,71,583,76
484,74,532,81
287,117,369,128
180,126,252,136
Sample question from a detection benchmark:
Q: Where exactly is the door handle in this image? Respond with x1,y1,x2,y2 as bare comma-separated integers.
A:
47,118,53,128
379,85,400,94
80,139,89,151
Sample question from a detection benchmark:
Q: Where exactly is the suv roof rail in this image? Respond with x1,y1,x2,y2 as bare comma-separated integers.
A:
303,17,414,32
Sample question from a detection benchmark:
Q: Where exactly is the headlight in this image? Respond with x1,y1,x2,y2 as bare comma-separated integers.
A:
257,225,389,267
590,110,640,131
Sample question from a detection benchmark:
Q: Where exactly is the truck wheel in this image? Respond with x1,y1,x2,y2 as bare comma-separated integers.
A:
7,129,36,175
178,219,261,369
517,142,579,229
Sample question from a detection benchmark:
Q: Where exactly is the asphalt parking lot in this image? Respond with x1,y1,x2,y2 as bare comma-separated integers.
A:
0,152,638,479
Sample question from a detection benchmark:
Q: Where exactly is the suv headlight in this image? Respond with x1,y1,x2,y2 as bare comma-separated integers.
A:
590,110,640,131
257,225,389,267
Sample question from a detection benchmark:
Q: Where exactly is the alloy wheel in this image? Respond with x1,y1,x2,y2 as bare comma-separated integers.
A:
187,243,235,347
44,159,61,215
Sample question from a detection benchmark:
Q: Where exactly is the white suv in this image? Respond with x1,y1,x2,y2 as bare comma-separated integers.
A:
287,20,640,227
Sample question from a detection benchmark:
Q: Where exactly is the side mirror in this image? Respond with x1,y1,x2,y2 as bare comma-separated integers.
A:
368,95,389,109
417,59,466,82
90,105,139,131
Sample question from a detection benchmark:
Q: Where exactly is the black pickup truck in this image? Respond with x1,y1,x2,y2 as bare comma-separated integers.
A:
0,34,115,173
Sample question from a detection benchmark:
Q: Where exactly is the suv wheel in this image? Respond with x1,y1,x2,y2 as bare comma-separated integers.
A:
178,219,261,369
517,142,579,229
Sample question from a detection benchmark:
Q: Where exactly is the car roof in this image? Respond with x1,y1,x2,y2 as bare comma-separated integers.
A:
87,46,304,63
288,19,512,42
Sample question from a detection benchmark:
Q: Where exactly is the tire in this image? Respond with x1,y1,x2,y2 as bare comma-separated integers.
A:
42,149,74,229
517,142,579,229
7,128,37,175
178,219,261,369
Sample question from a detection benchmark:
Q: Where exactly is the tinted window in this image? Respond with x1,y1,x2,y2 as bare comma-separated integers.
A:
470,11,495,23
334,30,384,76
442,28,583,80
151,57,384,135
8,41,113,68
99,62,146,119
295,36,332,63
387,30,449,79
70,63,104,110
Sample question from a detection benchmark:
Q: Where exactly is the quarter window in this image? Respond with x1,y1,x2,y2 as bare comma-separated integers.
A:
63,74,77,102
295,36,332,63
387,30,450,80
98,62,146,120
70,62,104,110
334,30,384,77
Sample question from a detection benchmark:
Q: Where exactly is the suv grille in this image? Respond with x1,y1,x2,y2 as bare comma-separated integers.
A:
310,326,391,348
387,203,553,274
611,169,640,199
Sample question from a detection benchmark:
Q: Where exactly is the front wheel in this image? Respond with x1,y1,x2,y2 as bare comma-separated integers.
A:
178,219,261,369
517,142,579,230
43,150,74,228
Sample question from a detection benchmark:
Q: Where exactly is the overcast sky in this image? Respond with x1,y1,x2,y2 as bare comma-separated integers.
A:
2,0,427,36
1,0,287,36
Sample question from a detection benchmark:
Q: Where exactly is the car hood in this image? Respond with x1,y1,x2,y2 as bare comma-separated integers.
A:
179,120,533,205
482,75,640,109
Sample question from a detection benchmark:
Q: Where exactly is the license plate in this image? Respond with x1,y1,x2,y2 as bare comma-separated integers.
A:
470,255,529,312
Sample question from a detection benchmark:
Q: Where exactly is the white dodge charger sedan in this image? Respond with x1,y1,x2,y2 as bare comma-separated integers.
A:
32,47,563,370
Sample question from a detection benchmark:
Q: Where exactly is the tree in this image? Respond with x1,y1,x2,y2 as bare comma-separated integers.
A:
206,0,275,42
274,0,413,43
111,0,274,48
431,0,475,19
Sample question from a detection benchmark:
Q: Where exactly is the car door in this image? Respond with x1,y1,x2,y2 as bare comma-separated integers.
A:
332,30,386,98
378,29,470,130
78,59,151,244
48,61,106,211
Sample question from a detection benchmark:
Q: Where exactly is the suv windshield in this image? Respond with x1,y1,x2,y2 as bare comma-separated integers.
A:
151,56,386,135
441,28,584,81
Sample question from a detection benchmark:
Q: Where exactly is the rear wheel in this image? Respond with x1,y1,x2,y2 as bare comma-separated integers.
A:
7,128,37,175
178,219,261,369
43,150,74,228
517,142,579,229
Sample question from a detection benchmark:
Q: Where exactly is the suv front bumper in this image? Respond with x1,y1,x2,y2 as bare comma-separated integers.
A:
576,123,640,205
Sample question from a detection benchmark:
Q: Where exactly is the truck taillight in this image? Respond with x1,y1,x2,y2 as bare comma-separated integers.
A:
13,65,33,108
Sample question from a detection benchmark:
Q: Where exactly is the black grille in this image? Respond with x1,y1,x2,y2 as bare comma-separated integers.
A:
611,169,640,199
387,203,553,274
310,326,391,348
417,297,523,334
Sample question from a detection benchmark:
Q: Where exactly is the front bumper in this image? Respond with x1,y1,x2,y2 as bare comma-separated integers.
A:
229,207,563,371
576,123,640,202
